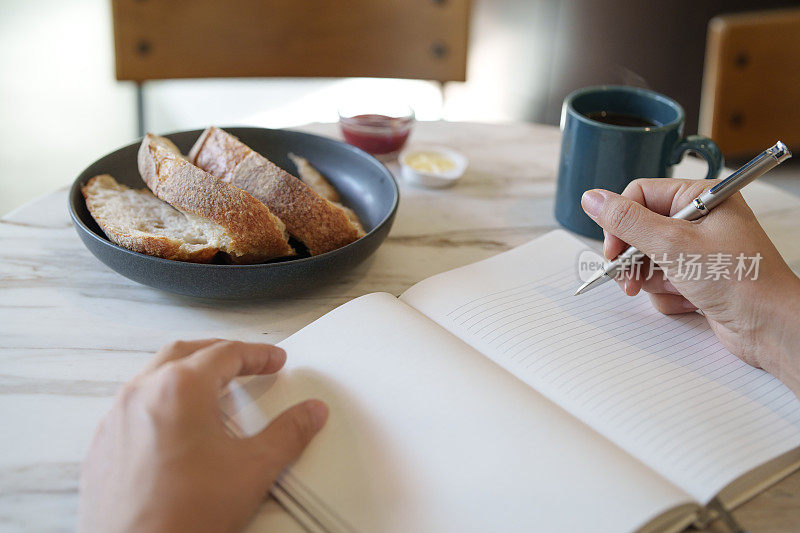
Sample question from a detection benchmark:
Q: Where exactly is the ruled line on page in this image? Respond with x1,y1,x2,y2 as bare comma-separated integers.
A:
662,386,798,461
462,287,574,329
490,301,628,349
675,391,799,469
552,321,710,393
519,306,675,367
446,278,552,320
446,270,564,316
574,334,725,405
472,278,609,341
439,269,800,499
597,332,736,421
609,348,777,438
620,366,770,441
699,420,800,484
622,364,758,437
496,295,645,350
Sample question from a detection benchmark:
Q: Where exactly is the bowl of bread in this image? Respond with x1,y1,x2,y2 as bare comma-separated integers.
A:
69,126,399,299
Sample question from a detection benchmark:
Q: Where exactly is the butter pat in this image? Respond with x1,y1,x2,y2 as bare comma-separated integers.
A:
405,151,457,173
399,145,468,189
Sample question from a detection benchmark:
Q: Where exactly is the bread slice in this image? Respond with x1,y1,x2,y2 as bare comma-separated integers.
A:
81,174,219,263
138,134,294,263
188,127,365,256
288,152,341,202
288,152,366,235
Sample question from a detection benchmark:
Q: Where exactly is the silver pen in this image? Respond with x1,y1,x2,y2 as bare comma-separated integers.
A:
574,141,792,296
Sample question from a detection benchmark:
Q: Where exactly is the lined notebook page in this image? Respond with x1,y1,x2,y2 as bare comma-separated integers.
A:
222,293,694,533
401,230,800,503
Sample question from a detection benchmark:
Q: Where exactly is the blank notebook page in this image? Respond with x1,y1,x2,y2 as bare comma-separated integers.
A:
221,292,692,533
402,230,800,503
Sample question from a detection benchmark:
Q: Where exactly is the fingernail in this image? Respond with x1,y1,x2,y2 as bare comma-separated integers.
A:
581,190,605,219
306,400,329,431
602,229,609,257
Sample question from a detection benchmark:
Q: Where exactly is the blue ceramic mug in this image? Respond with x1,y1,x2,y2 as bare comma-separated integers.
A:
555,85,723,239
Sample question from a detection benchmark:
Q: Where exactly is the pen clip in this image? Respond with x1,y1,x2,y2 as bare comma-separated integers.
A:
709,141,791,194
709,156,760,193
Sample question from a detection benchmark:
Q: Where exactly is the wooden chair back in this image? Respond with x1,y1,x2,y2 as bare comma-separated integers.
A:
111,0,470,83
699,7,800,157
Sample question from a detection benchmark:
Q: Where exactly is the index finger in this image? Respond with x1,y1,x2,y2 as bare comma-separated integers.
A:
605,178,717,259
142,338,223,374
182,340,287,389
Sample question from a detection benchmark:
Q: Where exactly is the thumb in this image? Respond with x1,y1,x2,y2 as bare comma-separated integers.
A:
247,399,329,481
581,189,686,256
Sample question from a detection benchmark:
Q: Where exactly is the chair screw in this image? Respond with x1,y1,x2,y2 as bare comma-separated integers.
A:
430,41,448,59
136,40,151,56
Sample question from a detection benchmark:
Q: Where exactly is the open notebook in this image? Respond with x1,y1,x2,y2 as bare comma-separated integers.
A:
221,230,800,533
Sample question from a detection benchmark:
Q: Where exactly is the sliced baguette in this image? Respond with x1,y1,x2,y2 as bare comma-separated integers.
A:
138,134,294,263
288,152,341,202
81,174,219,263
335,203,366,235
288,152,365,234
189,127,365,256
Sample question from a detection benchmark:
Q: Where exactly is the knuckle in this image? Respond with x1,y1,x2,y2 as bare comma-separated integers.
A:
623,178,646,196
162,339,188,354
605,199,639,234
694,179,719,194
155,364,201,401
116,381,139,407
212,340,242,353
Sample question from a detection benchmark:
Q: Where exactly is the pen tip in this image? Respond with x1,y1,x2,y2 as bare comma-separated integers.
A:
574,269,610,296
573,282,590,296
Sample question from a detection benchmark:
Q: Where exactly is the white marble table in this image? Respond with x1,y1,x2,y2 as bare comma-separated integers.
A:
2,121,800,533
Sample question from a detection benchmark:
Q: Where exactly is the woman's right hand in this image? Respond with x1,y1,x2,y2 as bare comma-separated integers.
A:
580,178,800,394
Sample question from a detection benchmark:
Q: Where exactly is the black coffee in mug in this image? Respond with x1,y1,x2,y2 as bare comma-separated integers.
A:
583,110,657,128
555,86,725,239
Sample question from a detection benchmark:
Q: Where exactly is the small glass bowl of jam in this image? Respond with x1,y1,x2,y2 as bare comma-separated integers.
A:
338,103,415,161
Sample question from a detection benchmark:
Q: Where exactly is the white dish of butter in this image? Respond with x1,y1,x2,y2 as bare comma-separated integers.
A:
398,145,467,188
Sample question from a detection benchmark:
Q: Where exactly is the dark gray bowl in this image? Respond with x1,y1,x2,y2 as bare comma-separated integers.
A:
68,127,399,299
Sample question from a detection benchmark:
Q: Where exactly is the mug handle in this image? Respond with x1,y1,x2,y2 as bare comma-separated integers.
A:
669,135,724,179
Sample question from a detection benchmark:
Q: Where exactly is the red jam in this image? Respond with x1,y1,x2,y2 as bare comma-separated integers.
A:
340,114,413,156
